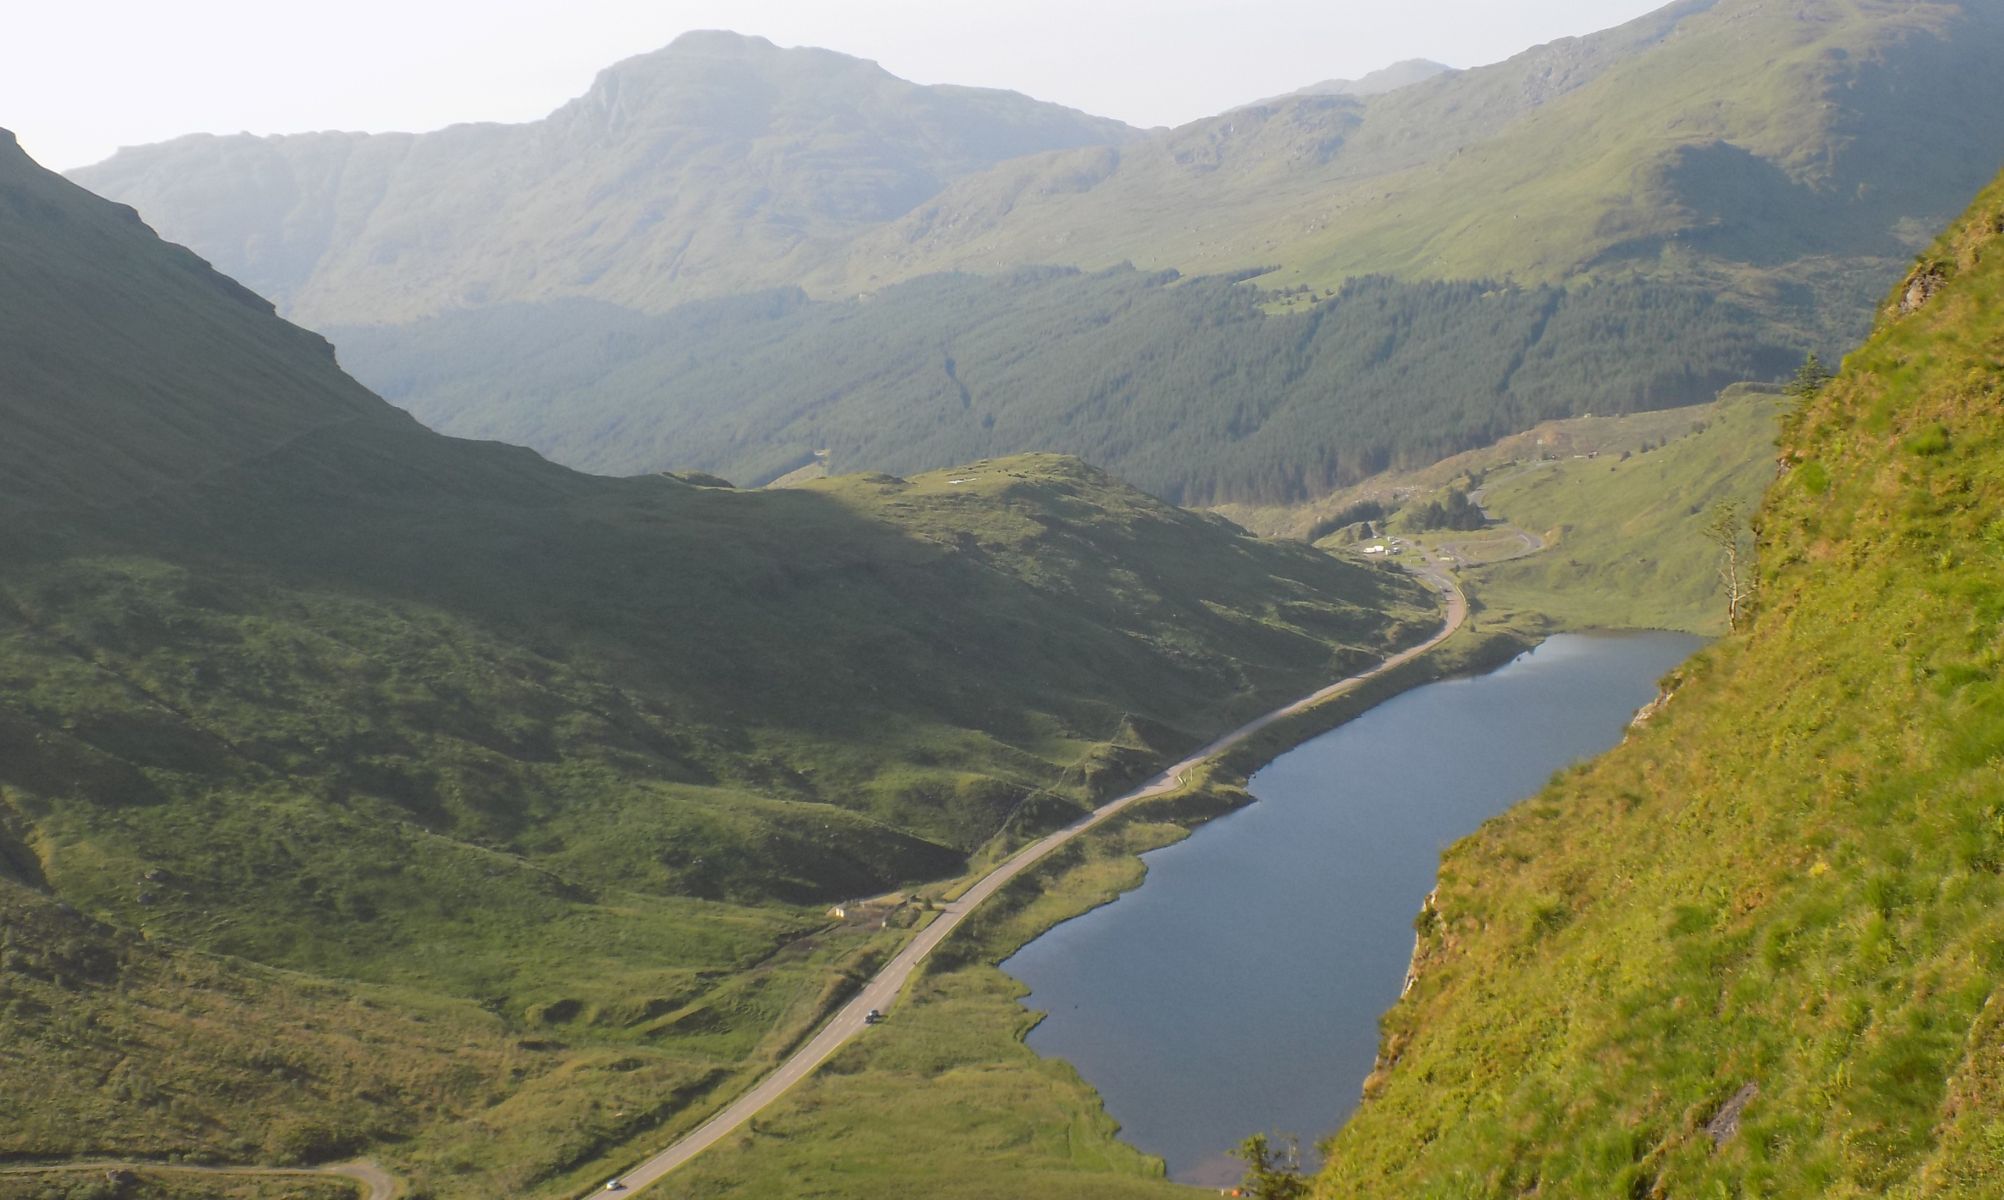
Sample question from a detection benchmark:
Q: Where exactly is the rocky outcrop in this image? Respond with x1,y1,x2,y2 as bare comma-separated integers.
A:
1705,1082,1760,1147
1361,888,1445,1100
1629,690,1674,729
1899,265,1947,316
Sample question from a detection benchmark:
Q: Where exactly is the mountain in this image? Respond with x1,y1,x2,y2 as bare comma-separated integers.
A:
71,2,2004,511
84,1,2004,336
68,30,1137,326
820,0,2004,308
0,129,1427,1196
1248,58,1454,106
1318,170,2004,1195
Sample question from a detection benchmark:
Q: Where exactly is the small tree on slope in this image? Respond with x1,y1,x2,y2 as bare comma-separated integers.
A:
1231,1132,1309,1200
1706,500,1755,631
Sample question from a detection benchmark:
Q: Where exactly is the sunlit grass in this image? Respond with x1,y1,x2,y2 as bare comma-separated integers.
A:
1316,169,2004,1199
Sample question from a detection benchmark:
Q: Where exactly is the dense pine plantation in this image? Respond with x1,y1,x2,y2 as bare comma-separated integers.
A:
332,269,1798,506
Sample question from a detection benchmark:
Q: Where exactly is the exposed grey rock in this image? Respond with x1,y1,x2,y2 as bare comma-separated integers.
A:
1706,1081,1759,1147
1900,266,1947,315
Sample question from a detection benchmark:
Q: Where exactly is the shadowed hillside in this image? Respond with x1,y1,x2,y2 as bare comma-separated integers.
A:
0,129,1427,1196
328,268,1798,505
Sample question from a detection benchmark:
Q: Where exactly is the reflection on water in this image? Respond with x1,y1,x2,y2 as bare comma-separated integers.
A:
1002,632,1704,1185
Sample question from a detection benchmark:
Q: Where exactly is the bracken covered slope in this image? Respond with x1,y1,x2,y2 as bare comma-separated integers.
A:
1317,168,2004,1198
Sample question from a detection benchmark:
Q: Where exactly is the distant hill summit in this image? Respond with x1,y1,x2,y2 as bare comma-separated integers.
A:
1248,58,1453,106
69,30,1137,324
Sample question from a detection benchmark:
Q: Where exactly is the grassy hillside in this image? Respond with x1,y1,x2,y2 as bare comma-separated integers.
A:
0,129,1429,1197
1218,397,1777,537
1209,390,1792,632
0,876,511,1171
1313,167,2004,1196
1468,389,1792,632
328,269,1796,505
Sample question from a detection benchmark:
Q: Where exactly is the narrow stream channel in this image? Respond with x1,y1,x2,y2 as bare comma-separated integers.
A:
1001,631,1704,1186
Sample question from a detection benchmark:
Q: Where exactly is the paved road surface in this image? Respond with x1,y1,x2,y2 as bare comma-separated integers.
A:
1435,525,1544,567
609,569,1468,1193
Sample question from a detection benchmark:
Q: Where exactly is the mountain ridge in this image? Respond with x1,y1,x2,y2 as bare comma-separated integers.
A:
76,1,2004,330
1240,58,1456,111
69,31,1138,325
817,0,1990,299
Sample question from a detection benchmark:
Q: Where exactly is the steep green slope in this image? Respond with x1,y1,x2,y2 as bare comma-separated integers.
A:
67,31,1136,327
1315,171,2004,1197
328,269,1796,505
0,130,1428,1196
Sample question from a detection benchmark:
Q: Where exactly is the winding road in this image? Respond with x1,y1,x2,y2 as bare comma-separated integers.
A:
4,571,1466,1200
609,566,1468,1193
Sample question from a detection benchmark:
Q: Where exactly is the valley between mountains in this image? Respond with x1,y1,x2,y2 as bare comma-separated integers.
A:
9,2,2004,1197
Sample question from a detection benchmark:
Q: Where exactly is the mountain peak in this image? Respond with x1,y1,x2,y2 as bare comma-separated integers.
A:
1257,58,1455,107
1332,58,1456,96
659,29,783,56
0,127,33,175
72,34,1134,324
593,27,884,86
559,29,905,134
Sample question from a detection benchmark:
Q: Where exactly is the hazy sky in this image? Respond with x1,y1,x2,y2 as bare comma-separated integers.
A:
7,0,1666,171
